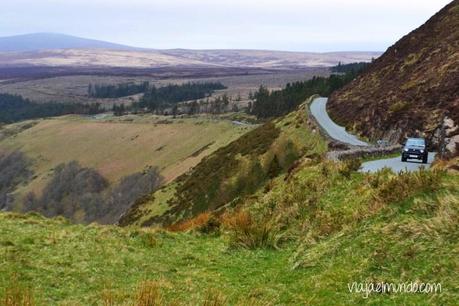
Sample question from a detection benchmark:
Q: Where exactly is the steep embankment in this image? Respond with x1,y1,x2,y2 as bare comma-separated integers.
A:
120,99,327,227
327,1,459,152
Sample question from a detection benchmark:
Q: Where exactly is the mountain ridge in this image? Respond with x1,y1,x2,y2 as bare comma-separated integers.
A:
0,32,137,52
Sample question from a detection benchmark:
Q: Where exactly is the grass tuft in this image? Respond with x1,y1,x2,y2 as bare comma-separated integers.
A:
1,276,35,306
135,281,163,306
222,210,281,249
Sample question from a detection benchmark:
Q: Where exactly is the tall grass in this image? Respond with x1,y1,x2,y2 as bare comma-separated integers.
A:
167,212,221,234
1,277,35,306
222,210,281,249
134,281,163,306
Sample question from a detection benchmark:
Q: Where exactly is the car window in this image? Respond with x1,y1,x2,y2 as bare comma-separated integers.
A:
406,139,425,146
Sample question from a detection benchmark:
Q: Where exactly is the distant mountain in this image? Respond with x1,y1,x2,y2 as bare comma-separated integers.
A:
327,0,459,154
0,32,382,68
0,33,135,52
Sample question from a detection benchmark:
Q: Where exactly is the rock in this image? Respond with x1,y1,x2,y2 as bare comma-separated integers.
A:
444,117,458,137
446,134,459,157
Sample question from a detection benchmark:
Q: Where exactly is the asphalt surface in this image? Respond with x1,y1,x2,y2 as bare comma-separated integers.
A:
360,153,436,173
310,97,369,146
309,97,434,172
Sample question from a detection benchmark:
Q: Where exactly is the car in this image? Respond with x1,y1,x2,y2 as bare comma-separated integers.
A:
401,138,428,163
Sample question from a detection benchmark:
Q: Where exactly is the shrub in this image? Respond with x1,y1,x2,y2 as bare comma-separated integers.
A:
222,210,281,249
375,168,444,205
338,158,362,178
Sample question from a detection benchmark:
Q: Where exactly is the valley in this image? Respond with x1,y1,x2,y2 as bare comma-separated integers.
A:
0,1,458,305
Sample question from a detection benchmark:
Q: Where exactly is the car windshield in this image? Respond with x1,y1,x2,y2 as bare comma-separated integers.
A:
406,139,425,147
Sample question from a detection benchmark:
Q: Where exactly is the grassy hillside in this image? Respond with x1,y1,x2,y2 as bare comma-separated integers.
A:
0,114,253,209
120,98,327,227
328,0,459,146
2,96,457,305
1,158,457,305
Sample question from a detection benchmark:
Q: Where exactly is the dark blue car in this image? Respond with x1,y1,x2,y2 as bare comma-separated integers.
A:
401,138,428,163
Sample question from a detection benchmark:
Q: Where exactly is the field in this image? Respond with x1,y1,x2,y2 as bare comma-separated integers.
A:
0,69,328,106
0,113,254,207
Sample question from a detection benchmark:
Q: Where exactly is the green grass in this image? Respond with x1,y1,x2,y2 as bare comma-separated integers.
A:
1,165,457,305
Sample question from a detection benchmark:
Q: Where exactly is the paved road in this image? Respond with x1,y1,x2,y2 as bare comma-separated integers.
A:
309,97,434,172
310,97,369,146
360,153,436,173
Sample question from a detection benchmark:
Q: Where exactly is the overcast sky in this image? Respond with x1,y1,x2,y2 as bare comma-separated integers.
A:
0,0,452,51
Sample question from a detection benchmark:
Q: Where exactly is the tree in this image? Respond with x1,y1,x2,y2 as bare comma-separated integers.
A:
172,105,178,118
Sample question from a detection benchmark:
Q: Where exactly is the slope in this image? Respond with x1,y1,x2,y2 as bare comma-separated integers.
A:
327,0,459,149
120,97,327,227
1,158,457,305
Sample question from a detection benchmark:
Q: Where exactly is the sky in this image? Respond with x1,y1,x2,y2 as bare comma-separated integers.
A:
0,0,452,52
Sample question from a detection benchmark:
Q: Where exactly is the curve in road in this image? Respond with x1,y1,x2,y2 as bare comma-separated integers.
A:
309,97,435,172
310,97,369,147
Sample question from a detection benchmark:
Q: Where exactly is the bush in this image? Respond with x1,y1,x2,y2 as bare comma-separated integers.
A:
338,158,362,178
375,168,444,205
222,210,281,249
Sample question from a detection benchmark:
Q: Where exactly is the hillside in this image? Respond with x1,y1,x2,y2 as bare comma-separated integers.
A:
0,114,252,221
0,33,135,52
1,154,457,305
120,98,327,227
327,1,459,151
2,95,458,304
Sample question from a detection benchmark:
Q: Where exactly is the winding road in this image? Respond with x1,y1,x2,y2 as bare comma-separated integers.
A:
310,97,369,147
310,97,435,172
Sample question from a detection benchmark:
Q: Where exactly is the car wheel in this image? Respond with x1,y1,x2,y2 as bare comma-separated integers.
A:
422,154,428,164
401,155,407,162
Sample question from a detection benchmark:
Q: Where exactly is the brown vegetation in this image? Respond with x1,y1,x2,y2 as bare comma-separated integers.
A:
328,1,459,145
